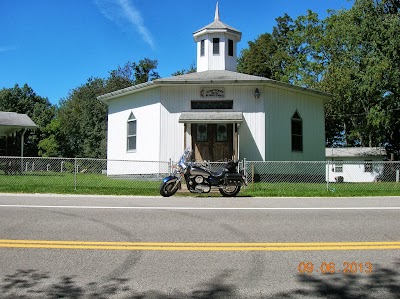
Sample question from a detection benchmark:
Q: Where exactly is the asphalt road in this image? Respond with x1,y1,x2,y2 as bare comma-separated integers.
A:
0,193,399,298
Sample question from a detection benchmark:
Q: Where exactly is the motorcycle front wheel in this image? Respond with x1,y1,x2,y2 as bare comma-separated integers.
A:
160,180,179,197
219,185,241,197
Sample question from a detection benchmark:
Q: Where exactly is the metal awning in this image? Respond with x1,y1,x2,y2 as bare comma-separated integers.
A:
0,112,38,158
0,112,38,136
179,112,243,123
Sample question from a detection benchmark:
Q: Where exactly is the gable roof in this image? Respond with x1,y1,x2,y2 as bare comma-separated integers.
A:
0,112,38,136
98,70,332,103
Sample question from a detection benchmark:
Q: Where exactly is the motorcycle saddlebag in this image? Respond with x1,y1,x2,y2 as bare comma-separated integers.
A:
224,173,245,186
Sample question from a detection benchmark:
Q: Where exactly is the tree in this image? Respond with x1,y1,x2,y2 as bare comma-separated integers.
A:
238,33,279,79
237,1,400,156
53,58,160,158
133,58,160,84
238,14,296,82
38,118,64,157
171,64,196,76
322,0,400,150
109,58,160,88
56,78,108,158
0,84,55,156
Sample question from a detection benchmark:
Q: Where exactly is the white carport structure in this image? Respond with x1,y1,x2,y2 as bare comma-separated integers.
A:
0,112,38,157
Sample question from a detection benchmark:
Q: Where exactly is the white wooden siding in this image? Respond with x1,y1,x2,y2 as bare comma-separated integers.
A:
196,34,209,72
159,86,192,162
105,82,326,172
230,85,265,161
265,86,325,161
196,34,238,72
326,163,384,182
107,88,161,175
207,34,226,71
159,84,266,162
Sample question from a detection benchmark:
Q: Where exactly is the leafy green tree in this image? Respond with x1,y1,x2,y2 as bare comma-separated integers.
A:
56,78,108,158
171,64,196,76
237,1,400,156
238,14,296,82
38,118,63,157
54,58,160,158
238,33,279,79
0,84,55,156
133,58,160,84
323,0,400,149
109,58,160,88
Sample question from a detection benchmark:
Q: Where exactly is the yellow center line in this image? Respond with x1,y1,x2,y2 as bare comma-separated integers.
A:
0,240,400,251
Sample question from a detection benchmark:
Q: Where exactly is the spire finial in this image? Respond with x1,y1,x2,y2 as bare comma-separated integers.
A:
214,2,220,21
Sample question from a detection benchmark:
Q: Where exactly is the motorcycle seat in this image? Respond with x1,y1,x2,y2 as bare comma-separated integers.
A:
210,169,227,180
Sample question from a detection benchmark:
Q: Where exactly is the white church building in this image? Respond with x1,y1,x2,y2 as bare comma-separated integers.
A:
99,5,330,175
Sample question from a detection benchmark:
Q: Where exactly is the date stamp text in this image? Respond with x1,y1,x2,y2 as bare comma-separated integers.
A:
298,261,373,274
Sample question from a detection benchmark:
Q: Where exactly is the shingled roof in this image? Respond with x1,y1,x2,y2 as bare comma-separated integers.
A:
98,70,332,103
156,70,271,83
193,3,241,40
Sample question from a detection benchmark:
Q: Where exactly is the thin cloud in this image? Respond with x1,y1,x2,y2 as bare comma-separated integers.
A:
94,0,155,49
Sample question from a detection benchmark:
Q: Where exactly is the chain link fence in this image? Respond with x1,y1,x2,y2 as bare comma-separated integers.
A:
0,156,399,195
0,156,170,195
245,160,400,193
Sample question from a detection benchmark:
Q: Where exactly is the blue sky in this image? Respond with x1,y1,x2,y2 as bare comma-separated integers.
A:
0,0,353,105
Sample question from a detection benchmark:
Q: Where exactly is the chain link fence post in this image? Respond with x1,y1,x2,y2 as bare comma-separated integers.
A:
74,157,77,191
326,160,330,191
251,162,255,191
243,158,247,184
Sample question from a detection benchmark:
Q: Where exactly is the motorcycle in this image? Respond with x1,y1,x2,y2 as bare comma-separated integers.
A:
160,149,247,197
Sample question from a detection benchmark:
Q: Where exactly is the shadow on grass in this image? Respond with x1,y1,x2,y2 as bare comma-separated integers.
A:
1,262,399,298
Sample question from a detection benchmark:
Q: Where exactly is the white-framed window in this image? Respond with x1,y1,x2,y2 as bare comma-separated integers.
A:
228,39,233,56
127,112,136,151
364,160,372,172
291,111,303,152
200,39,205,56
334,161,343,173
213,38,220,55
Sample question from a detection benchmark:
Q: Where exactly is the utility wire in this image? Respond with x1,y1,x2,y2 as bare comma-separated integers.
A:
326,107,400,118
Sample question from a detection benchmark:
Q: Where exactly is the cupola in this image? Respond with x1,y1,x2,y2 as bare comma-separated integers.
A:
193,3,242,72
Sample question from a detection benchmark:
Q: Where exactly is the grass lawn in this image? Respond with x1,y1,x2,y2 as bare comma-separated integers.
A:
242,182,400,197
0,172,399,197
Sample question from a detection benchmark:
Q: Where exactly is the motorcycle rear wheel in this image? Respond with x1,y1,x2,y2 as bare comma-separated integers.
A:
219,185,241,197
160,181,179,197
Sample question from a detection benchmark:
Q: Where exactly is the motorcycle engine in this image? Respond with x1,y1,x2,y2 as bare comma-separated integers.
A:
188,175,211,193
194,176,204,184
195,184,211,193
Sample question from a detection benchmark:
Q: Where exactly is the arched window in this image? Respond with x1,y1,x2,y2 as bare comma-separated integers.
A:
291,111,303,152
127,112,136,151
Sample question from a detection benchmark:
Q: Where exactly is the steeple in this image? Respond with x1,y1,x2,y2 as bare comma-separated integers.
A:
214,2,220,22
193,4,242,72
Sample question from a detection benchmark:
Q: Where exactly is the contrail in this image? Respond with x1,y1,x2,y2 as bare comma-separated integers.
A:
94,0,155,49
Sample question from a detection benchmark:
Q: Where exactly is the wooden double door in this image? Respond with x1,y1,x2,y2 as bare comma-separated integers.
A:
191,123,233,161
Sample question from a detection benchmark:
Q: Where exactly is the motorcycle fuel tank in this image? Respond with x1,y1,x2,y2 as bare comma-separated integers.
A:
189,166,209,177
